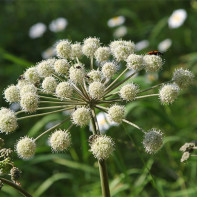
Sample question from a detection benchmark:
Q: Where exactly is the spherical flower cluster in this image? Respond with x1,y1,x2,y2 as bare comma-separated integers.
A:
54,59,70,75
95,47,111,62
17,79,31,89
20,93,38,113
20,84,37,96
71,43,83,59
56,40,71,59
119,83,139,101
16,137,36,159
42,77,57,93
126,54,143,70
89,81,104,99
72,107,91,127
87,70,102,83
102,62,117,79
69,64,85,84
49,129,71,152
56,82,73,99
90,135,114,160
4,85,20,103
143,129,163,154
159,84,179,105
110,40,135,61
108,105,125,124
24,67,40,84
172,68,194,88
82,37,100,57
37,59,55,77
0,108,17,134
143,55,163,72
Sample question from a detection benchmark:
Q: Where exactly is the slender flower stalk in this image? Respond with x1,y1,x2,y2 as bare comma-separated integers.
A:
0,37,194,197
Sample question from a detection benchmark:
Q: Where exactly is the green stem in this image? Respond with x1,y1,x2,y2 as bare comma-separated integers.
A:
122,119,145,133
90,56,93,70
135,94,159,100
0,177,32,197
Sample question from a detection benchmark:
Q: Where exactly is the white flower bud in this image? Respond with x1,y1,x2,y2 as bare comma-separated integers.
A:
20,84,37,96
4,85,20,103
87,70,102,83
119,83,139,101
54,59,70,75
143,129,163,154
95,47,111,62
37,59,55,77
56,82,73,99
24,67,40,84
126,54,143,70
16,137,36,159
108,105,125,124
72,107,91,127
143,55,163,72
173,68,194,88
0,108,17,134
82,37,100,57
56,40,71,59
110,40,135,61
89,81,104,99
69,64,85,84
20,93,38,113
102,62,117,79
90,135,115,160
49,129,71,152
159,84,179,105
71,43,83,59
42,77,57,93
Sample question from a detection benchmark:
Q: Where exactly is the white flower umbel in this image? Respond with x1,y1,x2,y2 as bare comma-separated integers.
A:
20,93,38,113
49,17,68,32
20,84,37,96
126,54,143,70
95,47,111,62
56,40,71,59
42,77,57,93
56,82,73,99
89,81,104,99
108,105,125,124
102,62,117,79
72,107,90,127
143,55,163,72
0,108,17,134
107,16,125,27
90,135,114,160
159,84,179,105
54,59,70,75
17,79,31,89
49,129,71,152
24,67,40,84
4,85,20,103
168,9,187,29
37,59,55,78
71,43,83,59
87,70,102,83
29,23,46,39
120,83,139,101
16,137,36,159
143,129,163,154
172,68,194,88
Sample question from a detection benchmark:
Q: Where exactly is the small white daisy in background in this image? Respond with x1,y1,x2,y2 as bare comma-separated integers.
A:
145,73,159,84
42,46,56,59
107,16,125,27
49,17,68,32
168,9,187,29
113,26,127,38
135,40,149,51
29,23,46,39
158,38,172,52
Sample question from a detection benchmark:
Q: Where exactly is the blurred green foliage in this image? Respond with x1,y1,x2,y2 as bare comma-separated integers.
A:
0,0,197,196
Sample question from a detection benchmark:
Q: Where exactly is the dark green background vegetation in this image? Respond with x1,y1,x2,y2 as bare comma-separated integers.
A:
0,0,197,196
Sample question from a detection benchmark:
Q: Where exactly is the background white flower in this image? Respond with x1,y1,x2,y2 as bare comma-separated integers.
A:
158,38,172,52
113,26,127,38
168,9,187,29
107,16,125,27
42,46,56,59
135,40,149,51
49,17,68,32
29,23,46,39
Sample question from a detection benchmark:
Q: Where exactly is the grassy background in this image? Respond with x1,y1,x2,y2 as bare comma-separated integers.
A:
0,0,197,196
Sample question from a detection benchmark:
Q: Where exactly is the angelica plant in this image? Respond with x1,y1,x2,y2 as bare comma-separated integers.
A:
0,37,194,197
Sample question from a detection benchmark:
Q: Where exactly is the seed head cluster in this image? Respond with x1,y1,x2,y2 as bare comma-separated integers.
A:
0,37,194,161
